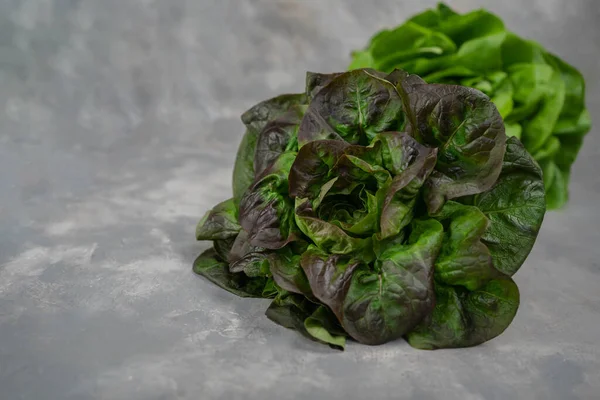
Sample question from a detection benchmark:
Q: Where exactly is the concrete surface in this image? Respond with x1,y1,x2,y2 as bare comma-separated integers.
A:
1,1,599,399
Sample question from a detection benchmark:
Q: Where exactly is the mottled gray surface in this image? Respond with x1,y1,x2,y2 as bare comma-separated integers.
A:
0,0,599,399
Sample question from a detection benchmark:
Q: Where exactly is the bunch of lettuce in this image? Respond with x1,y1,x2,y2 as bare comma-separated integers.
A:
194,68,546,350
349,3,590,209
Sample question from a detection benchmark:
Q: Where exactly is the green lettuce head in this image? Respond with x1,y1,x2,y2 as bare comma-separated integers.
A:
194,68,546,350
349,3,591,209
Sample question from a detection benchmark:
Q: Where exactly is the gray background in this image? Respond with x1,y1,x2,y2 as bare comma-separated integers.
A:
1,0,599,399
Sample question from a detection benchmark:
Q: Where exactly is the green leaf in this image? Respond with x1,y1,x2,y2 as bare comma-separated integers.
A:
545,53,591,209
304,306,347,350
213,237,236,261
532,137,560,162
406,276,519,349
378,133,438,239
372,230,406,260
261,279,278,298
396,54,455,78
544,52,588,122
452,32,507,72
193,248,272,298
520,69,566,153
506,63,553,121
266,291,315,331
505,123,522,140
295,198,374,257
341,219,444,344
298,69,405,147
239,152,298,249
376,5,508,74
370,23,456,73
232,129,259,208
554,109,591,136
348,50,375,71
195,198,240,240
433,201,498,290
488,76,514,119
500,33,546,66
546,122,587,210
268,247,313,297
462,137,546,276
435,7,505,46
229,252,270,278
541,161,568,211
319,186,379,236
408,3,458,28
266,291,344,350
233,93,307,205
424,66,478,83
